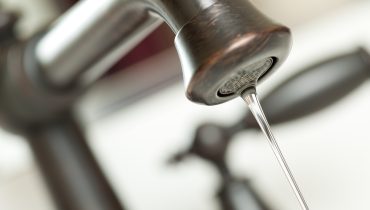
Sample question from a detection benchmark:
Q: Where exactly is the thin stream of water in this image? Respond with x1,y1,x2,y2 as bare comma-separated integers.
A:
241,88,310,210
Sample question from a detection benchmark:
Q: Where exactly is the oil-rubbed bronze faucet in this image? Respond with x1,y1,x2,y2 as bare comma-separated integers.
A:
0,1,291,210
35,0,292,104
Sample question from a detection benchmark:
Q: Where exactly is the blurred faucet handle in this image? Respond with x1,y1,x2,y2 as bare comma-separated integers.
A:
239,48,370,129
169,123,232,174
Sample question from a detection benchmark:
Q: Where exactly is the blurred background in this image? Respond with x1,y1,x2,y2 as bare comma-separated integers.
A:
1,0,370,209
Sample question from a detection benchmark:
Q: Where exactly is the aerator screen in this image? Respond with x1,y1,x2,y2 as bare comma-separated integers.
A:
217,57,274,97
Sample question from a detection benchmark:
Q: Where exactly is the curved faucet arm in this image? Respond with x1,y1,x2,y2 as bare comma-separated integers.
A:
34,0,291,106
35,0,216,88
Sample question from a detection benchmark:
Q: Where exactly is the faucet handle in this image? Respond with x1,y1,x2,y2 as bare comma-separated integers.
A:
175,0,292,105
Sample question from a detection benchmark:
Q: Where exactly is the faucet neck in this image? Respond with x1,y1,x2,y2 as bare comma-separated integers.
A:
34,0,218,88
33,0,291,106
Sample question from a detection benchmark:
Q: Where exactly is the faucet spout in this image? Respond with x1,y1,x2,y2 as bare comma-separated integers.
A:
34,0,292,105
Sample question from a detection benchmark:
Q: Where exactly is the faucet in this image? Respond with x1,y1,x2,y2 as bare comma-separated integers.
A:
0,1,291,210
1,0,292,126
35,0,292,104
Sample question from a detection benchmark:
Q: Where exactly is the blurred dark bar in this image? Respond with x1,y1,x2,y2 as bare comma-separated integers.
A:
26,115,125,210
